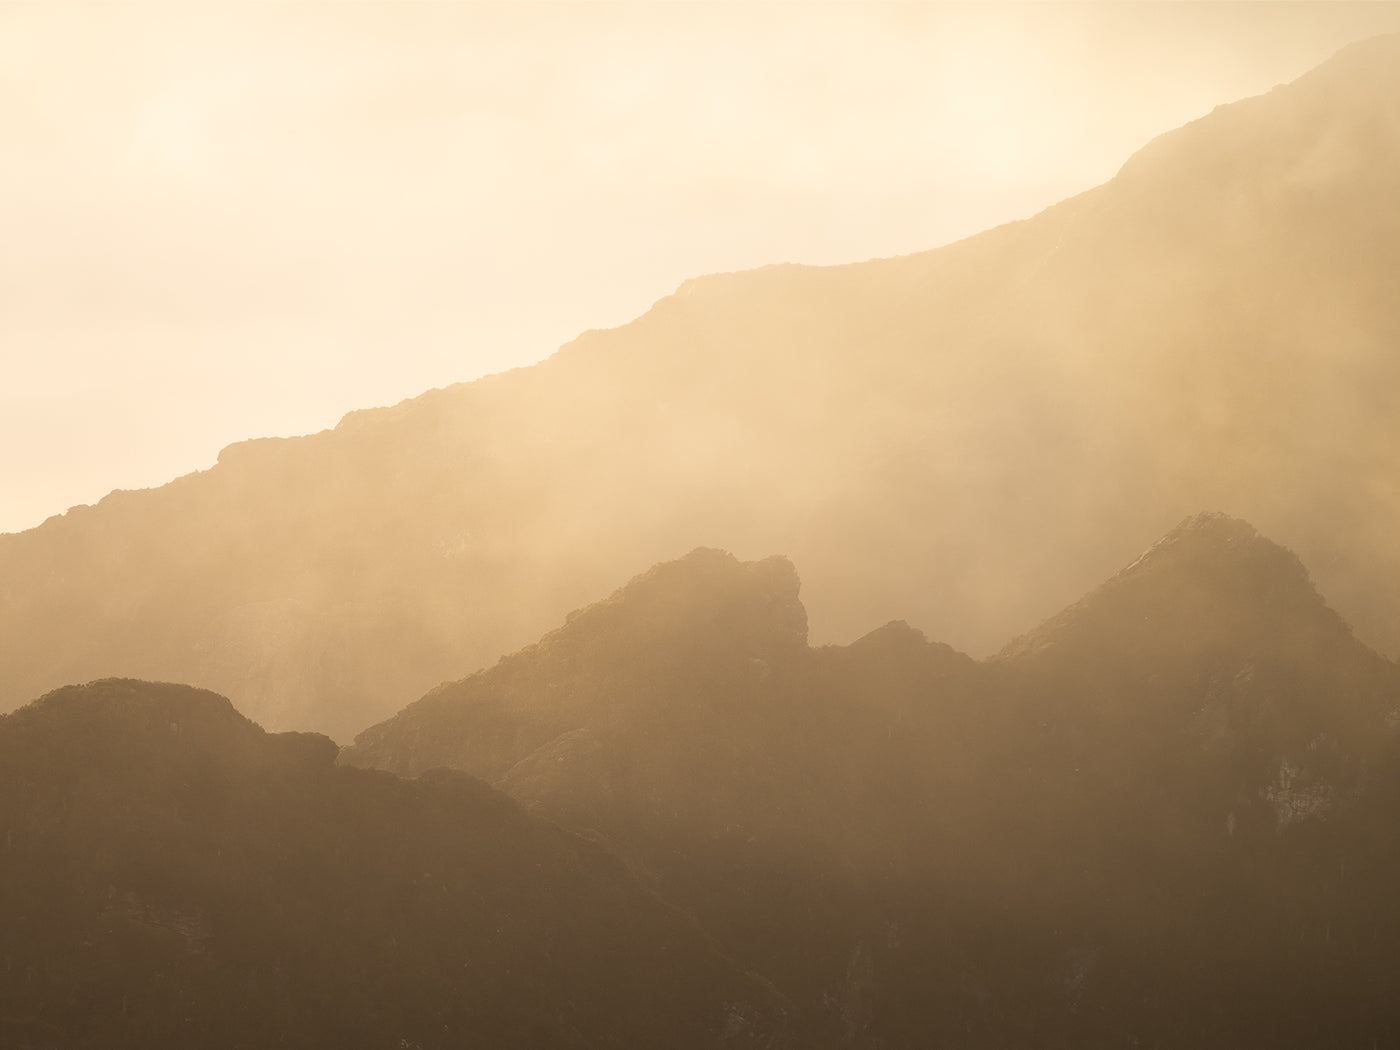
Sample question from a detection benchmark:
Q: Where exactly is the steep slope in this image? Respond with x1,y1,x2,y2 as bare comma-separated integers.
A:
4,36,1400,739
347,519,1400,1047
991,512,1399,835
343,547,978,862
0,679,785,1050
974,512,1400,1048
344,548,985,1041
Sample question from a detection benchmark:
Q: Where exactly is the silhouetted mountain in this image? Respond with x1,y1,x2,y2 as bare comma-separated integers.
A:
987,511,1398,856
0,679,786,1050
973,513,1400,1048
4,36,1400,742
345,517,1400,1047
342,547,983,1040
344,547,978,866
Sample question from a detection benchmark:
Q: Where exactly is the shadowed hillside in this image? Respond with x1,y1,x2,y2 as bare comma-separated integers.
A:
3,36,1400,741
345,515,1400,1047
0,679,787,1050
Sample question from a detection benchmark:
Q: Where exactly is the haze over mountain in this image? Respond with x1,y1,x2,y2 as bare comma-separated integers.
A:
344,514,1400,1047
4,36,1400,742
11,515,1400,1046
11,2,1400,537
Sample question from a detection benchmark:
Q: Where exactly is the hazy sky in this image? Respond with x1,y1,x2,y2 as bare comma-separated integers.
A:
5,2,1400,534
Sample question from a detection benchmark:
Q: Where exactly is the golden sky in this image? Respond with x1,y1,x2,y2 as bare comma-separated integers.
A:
5,1,1400,534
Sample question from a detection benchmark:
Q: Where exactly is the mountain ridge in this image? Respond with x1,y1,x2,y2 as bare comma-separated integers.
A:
339,512,1400,1047
3,36,1399,741
7,512,1400,1047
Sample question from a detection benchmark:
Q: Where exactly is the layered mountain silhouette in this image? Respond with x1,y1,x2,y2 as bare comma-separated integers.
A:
344,514,1400,1047
0,679,785,1049
8,514,1400,1045
4,36,1399,744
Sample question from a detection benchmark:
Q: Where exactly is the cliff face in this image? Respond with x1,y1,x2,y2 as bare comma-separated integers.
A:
4,36,1400,742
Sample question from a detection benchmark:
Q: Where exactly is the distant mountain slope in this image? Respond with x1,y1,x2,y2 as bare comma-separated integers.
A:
345,516,1400,1047
4,35,1400,739
0,679,785,1050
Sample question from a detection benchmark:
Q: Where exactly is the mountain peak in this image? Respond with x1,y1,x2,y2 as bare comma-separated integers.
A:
13,678,260,741
553,547,808,656
344,549,809,773
998,513,1349,663
1119,510,1282,572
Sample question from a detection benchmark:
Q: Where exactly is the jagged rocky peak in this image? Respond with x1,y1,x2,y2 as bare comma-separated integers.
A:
556,547,808,657
1118,511,1322,593
341,548,811,776
999,512,1350,662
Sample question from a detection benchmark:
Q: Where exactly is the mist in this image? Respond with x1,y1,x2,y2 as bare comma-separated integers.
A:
6,6,1400,1048
6,1,1400,534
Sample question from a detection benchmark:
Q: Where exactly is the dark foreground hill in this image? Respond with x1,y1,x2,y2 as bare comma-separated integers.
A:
4,36,1400,741
346,514,1400,1047
0,679,785,1050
